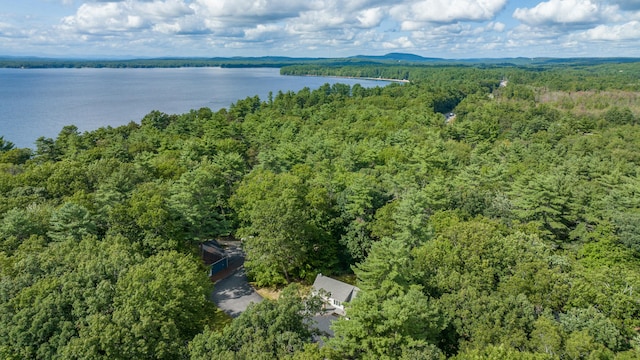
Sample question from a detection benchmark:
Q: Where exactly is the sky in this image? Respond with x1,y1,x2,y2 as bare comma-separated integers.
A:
1,0,640,59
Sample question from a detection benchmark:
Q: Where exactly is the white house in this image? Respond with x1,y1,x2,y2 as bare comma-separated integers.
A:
312,274,360,316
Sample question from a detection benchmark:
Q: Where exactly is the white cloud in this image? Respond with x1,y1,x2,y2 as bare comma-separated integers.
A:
405,21,510,57
193,0,313,23
288,10,346,32
411,22,494,43
357,7,384,28
151,15,207,35
0,22,22,38
21,0,517,57
6,0,640,58
244,24,285,41
284,3,386,35
487,21,505,32
62,2,145,33
504,0,640,57
352,29,385,47
61,0,193,34
382,35,414,49
580,20,640,40
508,24,564,41
390,0,507,28
58,0,398,42
136,0,193,19
513,0,612,26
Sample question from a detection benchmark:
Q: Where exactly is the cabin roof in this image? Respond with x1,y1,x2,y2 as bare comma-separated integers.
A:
200,240,227,266
312,274,360,303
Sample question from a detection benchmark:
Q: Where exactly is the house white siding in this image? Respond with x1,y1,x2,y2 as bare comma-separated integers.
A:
312,274,360,316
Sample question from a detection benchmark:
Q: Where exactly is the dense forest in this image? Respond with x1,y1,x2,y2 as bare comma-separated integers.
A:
1,62,640,359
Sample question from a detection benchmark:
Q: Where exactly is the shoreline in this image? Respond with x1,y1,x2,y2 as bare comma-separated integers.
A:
283,73,410,83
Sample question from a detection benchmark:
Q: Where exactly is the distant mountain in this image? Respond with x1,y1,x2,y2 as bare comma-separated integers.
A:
350,53,442,62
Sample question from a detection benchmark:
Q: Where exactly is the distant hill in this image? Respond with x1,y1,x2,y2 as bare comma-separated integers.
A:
350,54,640,66
350,53,442,62
1,54,640,69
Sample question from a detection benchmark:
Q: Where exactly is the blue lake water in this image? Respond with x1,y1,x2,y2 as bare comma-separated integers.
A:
0,67,388,149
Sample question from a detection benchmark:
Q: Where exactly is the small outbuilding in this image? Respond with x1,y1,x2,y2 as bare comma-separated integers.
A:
312,274,360,316
200,240,229,277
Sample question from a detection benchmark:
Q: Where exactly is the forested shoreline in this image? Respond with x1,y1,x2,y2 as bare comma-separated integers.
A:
3,54,640,69
1,63,640,359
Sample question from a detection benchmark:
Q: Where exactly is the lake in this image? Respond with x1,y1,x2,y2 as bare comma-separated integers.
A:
0,67,388,149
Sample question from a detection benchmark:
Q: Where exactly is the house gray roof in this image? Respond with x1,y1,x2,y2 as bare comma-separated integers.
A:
312,274,360,303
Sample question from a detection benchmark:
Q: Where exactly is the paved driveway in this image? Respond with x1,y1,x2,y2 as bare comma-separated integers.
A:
312,310,338,340
210,242,263,317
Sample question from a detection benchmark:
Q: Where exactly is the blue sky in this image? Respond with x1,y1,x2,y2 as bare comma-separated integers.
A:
2,0,640,58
